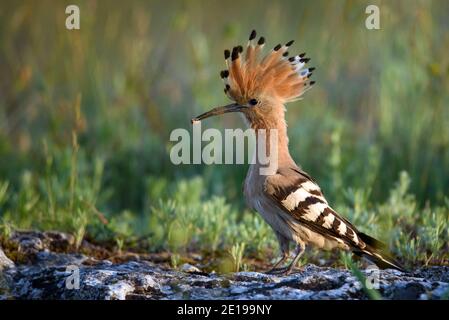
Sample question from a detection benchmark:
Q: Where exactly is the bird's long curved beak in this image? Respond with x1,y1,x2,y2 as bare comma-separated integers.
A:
191,103,245,123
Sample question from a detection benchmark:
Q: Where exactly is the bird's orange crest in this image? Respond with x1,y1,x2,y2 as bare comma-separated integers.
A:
220,30,315,105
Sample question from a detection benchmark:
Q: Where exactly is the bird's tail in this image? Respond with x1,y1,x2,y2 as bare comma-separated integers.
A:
354,233,406,272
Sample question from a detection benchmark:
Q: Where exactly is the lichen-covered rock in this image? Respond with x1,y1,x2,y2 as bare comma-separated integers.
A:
181,263,203,274
0,246,15,299
1,231,448,300
0,247,14,270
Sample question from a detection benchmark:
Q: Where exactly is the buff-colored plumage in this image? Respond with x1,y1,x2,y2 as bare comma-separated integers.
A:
221,30,315,105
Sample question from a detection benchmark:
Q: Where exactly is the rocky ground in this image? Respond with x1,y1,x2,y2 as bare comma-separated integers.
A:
0,231,448,300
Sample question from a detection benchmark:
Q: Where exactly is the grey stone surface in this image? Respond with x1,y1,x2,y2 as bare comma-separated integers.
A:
1,231,448,300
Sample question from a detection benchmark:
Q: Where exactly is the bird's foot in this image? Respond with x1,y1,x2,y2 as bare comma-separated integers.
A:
284,266,301,275
264,267,285,275
265,266,302,275
265,255,289,274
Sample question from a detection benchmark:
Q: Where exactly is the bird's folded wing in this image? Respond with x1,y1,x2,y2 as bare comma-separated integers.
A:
264,166,365,249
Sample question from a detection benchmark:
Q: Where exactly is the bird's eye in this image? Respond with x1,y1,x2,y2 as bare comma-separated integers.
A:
249,99,258,106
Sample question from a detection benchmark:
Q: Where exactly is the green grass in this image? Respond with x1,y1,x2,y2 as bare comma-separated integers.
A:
0,1,448,270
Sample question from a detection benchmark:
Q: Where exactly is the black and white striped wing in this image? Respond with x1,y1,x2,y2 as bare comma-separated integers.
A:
265,167,365,249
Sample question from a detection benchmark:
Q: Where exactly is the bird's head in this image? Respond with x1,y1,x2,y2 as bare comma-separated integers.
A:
192,30,315,128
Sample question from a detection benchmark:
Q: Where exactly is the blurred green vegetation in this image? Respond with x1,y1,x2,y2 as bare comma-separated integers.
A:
0,0,448,269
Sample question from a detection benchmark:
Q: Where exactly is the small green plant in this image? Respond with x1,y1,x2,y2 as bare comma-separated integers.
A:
171,253,180,269
229,242,246,273
116,238,124,254
0,220,12,240
73,208,88,249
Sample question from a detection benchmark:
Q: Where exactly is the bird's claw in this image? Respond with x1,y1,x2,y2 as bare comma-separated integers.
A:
265,266,301,275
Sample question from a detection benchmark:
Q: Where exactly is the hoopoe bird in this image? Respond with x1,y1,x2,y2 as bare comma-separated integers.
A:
192,30,404,274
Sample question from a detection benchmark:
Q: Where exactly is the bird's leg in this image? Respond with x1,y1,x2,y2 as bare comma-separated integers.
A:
282,243,305,275
265,232,290,274
265,252,289,274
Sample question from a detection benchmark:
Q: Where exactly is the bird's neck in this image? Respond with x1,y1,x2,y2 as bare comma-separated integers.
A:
249,114,296,173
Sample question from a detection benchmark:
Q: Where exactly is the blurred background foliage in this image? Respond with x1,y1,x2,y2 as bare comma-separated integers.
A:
0,0,448,269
